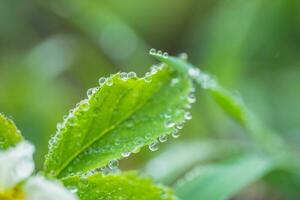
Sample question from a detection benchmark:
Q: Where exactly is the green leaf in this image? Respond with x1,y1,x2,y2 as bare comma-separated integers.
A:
151,54,288,155
150,54,248,126
0,113,23,150
63,172,176,200
175,155,274,200
44,65,192,178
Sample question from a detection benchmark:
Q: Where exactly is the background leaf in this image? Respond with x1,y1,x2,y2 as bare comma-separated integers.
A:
0,113,23,149
175,155,274,200
143,140,247,185
63,172,176,200
44,65,192,178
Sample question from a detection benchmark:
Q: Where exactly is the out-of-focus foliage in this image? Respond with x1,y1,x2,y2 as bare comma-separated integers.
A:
1,0,300,199
175,155,273,200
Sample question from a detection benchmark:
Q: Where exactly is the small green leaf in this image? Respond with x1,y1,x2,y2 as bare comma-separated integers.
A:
0,113,23,150
175,155,274,200
44,65,192,178
63,172,176,200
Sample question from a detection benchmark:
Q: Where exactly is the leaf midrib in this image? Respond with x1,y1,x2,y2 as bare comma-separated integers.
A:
55,74,172,177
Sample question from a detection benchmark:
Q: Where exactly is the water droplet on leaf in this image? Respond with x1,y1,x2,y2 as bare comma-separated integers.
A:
188,93,196,104
121,151,131,157
98,77,107,86
149,48,156,55
120,72,128,81
158,135,168,143
188,67,200,78
127,72,136,79
106,78,113,86
162,52,168,58
108,160,119,170
178,53,188,60
184,112,192,120
172,129,180,138
149,140,159,151
165,120,175,128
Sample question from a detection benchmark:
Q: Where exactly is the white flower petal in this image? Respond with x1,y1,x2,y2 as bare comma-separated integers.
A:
24,176,79,200
0,141,35,188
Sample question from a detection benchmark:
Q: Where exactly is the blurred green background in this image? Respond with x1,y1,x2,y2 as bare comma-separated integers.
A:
1,0,300,199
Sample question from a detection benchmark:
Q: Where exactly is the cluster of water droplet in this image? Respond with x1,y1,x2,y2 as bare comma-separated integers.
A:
143,63,165,83
47,97,90,156
78,159,121,178
145,84,196,153
188,67,217,89
178,52,188,60
48,72,142,155
149,48,169,59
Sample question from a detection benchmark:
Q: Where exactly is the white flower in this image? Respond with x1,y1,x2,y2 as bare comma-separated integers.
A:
0,141,35,188
0,141,78,200
24,176,78,200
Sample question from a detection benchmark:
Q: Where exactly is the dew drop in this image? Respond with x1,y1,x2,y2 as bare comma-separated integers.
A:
143,72,152,83
100,166,110,175
121,151,131,158
176,122,184,129
178,52,188,60
162,52,168,58
188,67,200,78
106,78,113,86
172,129,180,138
158,135,168,143
187,93,196,104
184,112,192,120
149,48,156,55
98,77,107,86
145,72,152,77
151,67,158,74
56,123,62,131
149,140,159,151
157,50,162,56
127,72,137,79
165,120,175,128
200,74,217,89
120,72,128,81
62,115,68,121
87,88,94,98
49,137,55,146
80,99,89,111
132,146,141,154
108,160,119,170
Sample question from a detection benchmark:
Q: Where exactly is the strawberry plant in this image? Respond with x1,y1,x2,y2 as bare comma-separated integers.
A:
0,50,298,200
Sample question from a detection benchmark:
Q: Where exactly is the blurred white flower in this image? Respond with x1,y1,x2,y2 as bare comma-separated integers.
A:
0,141,78,200
0,141,35,188
24,176,78,200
